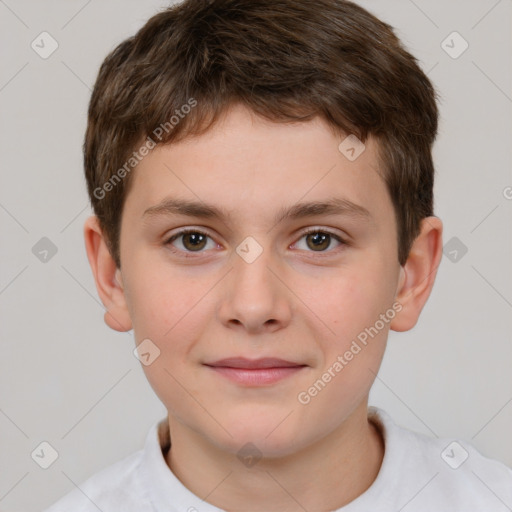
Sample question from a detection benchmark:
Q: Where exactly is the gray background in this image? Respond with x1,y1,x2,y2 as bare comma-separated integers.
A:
0,0,511,510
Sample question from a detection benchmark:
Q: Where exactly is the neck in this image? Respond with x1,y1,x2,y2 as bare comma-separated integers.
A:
164,403,384,511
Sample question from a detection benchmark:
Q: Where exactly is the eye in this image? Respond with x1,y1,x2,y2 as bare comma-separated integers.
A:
293,229,346,253
164,227,347,257
165,229,218,254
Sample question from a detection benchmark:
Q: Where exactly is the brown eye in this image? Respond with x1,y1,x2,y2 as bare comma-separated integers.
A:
306,232,333,251
294,229,345,254
166,229,215,254
182,232,208,251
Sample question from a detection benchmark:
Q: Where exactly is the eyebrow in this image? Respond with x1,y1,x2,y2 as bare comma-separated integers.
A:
142,197,371,224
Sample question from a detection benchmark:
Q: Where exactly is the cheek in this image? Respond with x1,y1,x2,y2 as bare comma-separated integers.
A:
125,262,222,395
298,267,390,417
307,262,391,340
126,266,214,414
303,258,397,393
125,260,213,339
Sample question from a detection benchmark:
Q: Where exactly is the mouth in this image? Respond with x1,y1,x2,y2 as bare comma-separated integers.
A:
203,357,308,386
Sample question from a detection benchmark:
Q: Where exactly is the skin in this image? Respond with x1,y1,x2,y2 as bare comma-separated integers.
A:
84,103,443,511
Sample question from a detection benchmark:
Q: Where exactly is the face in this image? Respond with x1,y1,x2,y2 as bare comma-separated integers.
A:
116,104,403,456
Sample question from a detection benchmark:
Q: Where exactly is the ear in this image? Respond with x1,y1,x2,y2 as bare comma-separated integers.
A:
390,216,443,332
83,215,132,332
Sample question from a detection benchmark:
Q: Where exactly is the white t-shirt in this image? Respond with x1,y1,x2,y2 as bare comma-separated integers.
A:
43,407,512,511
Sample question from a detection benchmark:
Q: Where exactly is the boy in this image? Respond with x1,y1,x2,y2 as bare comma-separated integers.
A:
45,0,512,510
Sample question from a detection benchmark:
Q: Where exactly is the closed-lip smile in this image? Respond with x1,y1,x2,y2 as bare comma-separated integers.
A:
205,357,305,369
204,357,307,386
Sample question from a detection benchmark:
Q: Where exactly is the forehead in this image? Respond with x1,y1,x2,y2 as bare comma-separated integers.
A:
125,104,391,225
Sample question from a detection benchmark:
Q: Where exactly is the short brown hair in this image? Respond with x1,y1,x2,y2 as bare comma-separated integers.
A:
84,0,439,268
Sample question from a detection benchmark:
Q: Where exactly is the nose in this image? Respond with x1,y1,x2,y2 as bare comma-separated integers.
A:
216,244,292,334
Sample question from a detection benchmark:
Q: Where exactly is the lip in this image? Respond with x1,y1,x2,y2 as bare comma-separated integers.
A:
205,357,303,369
204,358,307,386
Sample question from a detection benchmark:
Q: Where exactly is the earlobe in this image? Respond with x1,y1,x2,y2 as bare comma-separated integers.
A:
83,215,132,332
390,217,443,332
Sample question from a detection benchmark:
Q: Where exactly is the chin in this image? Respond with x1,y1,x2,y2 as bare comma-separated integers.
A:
211,410,308,459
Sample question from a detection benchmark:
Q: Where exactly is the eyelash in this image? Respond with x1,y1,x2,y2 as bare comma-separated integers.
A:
164,227,348,258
